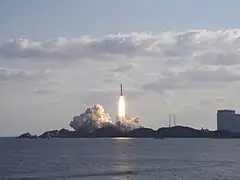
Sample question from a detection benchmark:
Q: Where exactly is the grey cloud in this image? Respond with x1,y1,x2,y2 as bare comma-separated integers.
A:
103,63,138,83
33,88,55,95
199,97,227,106
112,63,137,73
215,97,225,102
46,100,61,104
141,67,240,92
0,67,51,82
196,52,240,66
215,97,225,101
177,67,240,82
164,57,186,65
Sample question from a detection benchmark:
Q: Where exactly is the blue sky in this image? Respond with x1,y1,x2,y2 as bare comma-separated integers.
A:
1,0,239,42
1,1,240,136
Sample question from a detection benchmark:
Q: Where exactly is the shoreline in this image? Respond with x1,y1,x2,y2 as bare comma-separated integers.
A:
17,126,240,139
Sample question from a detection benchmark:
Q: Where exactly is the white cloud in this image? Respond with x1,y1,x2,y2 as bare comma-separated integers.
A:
2,29,240,136
1,30,240,62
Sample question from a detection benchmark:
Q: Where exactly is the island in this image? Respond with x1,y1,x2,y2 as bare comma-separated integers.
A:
18,126,240,139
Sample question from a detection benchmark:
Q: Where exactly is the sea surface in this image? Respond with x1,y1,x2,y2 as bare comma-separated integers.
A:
1,138,240,180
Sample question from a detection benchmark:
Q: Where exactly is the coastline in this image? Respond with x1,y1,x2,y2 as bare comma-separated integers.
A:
17,126,240,139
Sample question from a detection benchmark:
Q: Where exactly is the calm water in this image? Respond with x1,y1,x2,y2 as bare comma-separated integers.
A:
1,138,240,180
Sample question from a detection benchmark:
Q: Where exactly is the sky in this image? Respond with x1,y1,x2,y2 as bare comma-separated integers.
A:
1,0,240,136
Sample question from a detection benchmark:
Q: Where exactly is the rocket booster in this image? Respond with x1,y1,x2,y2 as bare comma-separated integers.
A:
120,84,123,96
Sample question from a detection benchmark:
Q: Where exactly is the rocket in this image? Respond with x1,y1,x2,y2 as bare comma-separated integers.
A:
120,84,123,96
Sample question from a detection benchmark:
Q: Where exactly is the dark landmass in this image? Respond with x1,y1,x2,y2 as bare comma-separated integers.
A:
17,126,240,139
18,132,38,139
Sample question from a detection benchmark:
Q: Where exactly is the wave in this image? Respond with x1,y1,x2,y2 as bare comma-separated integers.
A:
4,168,160,180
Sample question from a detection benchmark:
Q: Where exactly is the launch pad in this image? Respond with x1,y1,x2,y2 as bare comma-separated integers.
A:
70,83,141,132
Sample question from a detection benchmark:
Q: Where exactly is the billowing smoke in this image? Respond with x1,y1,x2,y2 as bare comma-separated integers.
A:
116,116,141,132
70,104,141,132
70,104,113,132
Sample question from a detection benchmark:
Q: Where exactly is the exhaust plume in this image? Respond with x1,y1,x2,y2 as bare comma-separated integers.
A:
118,96,126,119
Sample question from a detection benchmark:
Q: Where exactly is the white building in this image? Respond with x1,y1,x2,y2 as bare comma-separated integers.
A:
217,109,240,132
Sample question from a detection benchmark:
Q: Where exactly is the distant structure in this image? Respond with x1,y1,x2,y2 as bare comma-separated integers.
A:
169,114,172,127
217,109,240,132
173,114,176,126
168,114,177,127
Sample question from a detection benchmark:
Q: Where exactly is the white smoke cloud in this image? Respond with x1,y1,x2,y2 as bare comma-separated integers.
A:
116,116,141,132
70,104,112,131
69,104,141,132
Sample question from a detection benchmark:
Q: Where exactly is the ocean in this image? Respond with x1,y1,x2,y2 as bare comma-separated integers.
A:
1,138,240,180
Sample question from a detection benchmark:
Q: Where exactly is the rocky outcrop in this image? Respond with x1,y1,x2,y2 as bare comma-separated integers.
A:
39,130,59,138
18,132,38,139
